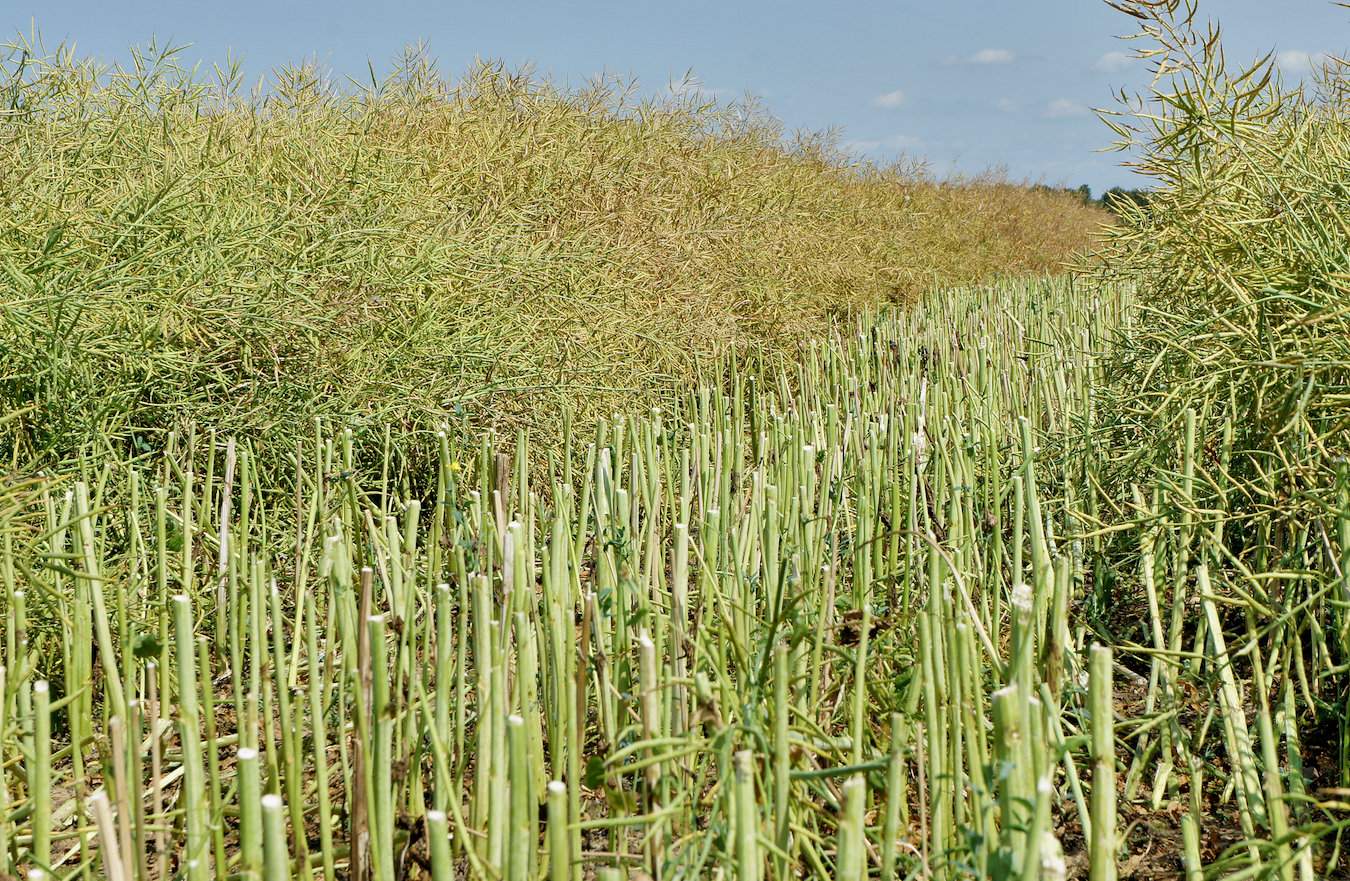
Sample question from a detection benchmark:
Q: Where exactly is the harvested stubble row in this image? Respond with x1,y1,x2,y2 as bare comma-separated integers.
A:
0,277,1344,881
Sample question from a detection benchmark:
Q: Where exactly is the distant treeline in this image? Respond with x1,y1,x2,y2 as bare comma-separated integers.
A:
1033,183,1151,214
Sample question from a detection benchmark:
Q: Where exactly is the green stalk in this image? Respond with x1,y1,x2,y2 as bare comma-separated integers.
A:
508,713,533,881
369,614,396,881
836,774,866,881
30,680,51,871
305,586,338,881
733,750,760,881
261,794,293,881
172,594,211,881
880,713,906,881
772,644,792,877
237,747,265,878
197,637,228,879
1088,645,1116,881
427,810,453,881
547,781,570,881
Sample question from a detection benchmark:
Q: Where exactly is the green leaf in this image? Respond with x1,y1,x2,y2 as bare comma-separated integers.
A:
132,631,163,660
583,755,607,790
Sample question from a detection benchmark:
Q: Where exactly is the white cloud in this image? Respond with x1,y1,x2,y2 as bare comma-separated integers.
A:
872,88,907,109
970,48,1015,65
845,139,883,153
1044,98,1089,119
1276,50,1329,74
844,133,922,154
886,134,922,149
1095,51,1131,73
996,97,1019,113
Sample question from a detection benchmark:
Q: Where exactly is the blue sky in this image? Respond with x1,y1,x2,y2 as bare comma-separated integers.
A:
9,1,1346,191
